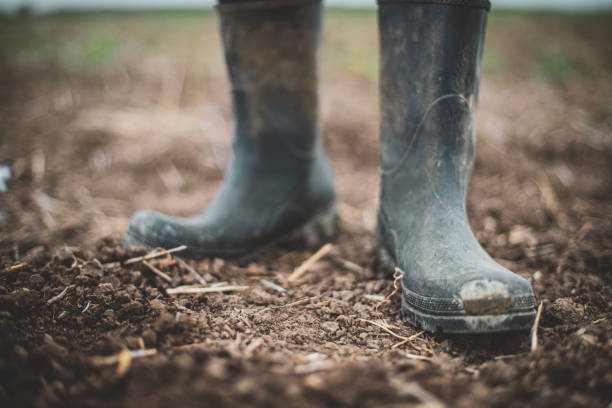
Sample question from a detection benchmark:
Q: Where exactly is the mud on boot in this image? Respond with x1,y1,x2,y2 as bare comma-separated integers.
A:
377,0,536,333
124,0,338,260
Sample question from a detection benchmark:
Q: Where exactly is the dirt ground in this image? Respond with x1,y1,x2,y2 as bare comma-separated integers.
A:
1,9,611,408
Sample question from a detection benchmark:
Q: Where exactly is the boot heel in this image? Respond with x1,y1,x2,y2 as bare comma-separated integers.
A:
377,245,396,276
286,204,339,248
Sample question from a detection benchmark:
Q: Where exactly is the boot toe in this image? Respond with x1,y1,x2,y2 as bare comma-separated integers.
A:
122,230,146,249
398,259,536,333
459,279,516,315
458,265,535,316
123,210,171,250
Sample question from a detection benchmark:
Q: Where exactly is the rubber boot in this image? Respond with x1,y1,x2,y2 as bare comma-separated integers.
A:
123,0,337,260
377,0,536,333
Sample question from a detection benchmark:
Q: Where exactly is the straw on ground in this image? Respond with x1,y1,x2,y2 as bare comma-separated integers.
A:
287,243,333,283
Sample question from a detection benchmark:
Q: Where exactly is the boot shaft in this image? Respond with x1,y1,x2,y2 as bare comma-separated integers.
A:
218,0,323,159
378,0,489,206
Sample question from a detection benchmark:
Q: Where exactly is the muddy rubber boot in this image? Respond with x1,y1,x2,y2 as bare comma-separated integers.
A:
123,0,337,260
377,0,536,333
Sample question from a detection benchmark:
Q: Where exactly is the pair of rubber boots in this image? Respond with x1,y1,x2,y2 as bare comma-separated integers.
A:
123,0,536,333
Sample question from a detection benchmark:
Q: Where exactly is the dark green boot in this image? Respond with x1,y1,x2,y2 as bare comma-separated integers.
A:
377,0,536,332
124,0,337,259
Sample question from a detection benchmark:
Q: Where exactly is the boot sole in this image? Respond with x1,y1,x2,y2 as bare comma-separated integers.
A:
379,246,536,333
124,203,339,262
400,296,536,334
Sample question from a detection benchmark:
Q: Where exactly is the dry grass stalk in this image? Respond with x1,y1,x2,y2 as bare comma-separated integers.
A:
116,349,132,377
101,261,121,269
166,285,249,295
142,260,173,283
531,302,544,352
158,255,177,269
335,257,364,274
137,337,146,350
392,330,425,349
47,284,75,305
412,343,436,354
375,267,405,317
287,243,333,283
294,360,336,374
124,245,187,265
360,318,410,341
233,264,264,274
265,296,311,310
91,348,157,366
92,258,105,270
2,262,29,273
363,267,434,352
493,353,526,360
258,294,327,313
176,257,207,285
535,174,560,213
361,316,428,352
262,280,285,293
404,353,432,361
364,294,385,302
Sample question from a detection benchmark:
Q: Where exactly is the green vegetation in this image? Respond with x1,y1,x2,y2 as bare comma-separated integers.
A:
324,10,378,80
11,288,31,293
482,47,505,76
536,41,591,84
81,31,119,65
1,9,610,83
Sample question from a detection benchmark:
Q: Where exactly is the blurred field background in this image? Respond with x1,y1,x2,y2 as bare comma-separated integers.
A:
1,8,611,253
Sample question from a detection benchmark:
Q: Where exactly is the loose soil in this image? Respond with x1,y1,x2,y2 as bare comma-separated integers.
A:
1,10,611,408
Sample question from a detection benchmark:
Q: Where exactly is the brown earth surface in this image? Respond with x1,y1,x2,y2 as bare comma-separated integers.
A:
1,9,611,408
